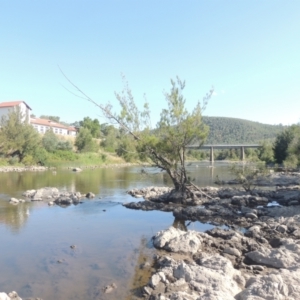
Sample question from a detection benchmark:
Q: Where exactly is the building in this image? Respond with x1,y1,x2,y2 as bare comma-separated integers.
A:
0,101,31,123
30,118,77,136
0,101,77,136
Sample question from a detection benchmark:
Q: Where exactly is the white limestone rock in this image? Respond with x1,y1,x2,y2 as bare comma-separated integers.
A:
153,227,202,254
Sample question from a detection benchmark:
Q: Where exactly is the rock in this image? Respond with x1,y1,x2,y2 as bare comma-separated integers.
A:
276,224,287,233
7,291,21,300
245,213,257,219
223,247,241,257
0,293,10,300
48,201,54,206
103,283,117,294
172,255,244,298
246,239,300,268
236,267,300,300
153,227,202,254
143,286,153,296
9,198,19,204
54,197,73,206
86,192,95,199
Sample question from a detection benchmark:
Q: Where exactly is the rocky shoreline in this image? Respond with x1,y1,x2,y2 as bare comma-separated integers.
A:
125,172,300,299
0,162,139,173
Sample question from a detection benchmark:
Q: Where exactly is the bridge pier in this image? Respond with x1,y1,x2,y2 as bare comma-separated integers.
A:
210,146,214,163
240,146,245,161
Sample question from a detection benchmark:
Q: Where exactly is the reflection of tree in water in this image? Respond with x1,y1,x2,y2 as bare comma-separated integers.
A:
125,236,155,300
0,202,30,232
172,217,188,232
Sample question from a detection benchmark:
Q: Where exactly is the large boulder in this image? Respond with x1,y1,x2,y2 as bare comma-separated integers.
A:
153,226,202,254
246,238,300,269
236,267,300,300
147,254,244,300
23,187,59,201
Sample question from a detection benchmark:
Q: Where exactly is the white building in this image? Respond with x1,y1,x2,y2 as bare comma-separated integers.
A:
0,101,31,123
30,118,77,136
0,101,77,136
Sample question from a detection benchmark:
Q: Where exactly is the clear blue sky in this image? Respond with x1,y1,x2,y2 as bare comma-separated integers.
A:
1,1,299,126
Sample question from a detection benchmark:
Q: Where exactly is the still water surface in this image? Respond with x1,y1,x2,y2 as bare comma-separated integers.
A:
0,162,233,299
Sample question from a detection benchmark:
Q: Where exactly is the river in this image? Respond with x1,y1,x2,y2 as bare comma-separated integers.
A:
0,162,234,300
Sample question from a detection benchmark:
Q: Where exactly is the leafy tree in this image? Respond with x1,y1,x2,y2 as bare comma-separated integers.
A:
75,127,98,152
42,130,59,152
56,140,73,151
257,141,274,164
100,124,120,152
79,117,101,138
230,162,269,192
273,125,300,164
0,107,41,161
64,74,213,203
284,125,300,167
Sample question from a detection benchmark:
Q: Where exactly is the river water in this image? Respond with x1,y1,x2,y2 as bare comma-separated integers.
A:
0,162,234,300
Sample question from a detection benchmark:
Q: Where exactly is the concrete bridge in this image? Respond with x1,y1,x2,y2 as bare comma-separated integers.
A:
187,144,261,162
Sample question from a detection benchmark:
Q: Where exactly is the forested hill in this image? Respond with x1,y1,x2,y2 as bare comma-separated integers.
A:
202,116,286,144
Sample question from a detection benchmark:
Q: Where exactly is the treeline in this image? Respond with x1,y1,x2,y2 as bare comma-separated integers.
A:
1,109,300,168
188,124,300,167
0,111,123,167
203,116,286,144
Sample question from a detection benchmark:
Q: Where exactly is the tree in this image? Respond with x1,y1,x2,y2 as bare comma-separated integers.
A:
79,117,101,138
0,107,41,161
63,73,213,203
257,141,274,164
273,125,300,164
75,127,98,152
100,124,120,152
42,129,59,152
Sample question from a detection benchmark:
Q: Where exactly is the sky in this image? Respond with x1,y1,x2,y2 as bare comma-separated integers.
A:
1,1,300,126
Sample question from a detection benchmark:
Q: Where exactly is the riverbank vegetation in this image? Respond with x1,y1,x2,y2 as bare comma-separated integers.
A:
0,95,299,170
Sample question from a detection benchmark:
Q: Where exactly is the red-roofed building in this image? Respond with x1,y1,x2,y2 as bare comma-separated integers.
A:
30,118,77,136
0,101,76,136
0,101,31,123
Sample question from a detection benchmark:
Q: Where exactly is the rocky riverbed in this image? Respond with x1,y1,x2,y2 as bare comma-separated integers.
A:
7,187,96,207
125,172,300,299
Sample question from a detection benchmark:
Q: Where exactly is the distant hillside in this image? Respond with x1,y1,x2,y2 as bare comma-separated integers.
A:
202,116,286,144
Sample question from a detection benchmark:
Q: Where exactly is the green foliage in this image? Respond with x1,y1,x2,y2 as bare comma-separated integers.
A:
116,135,139,162
273,125,300,164
108,76,212,192
257,141,274,164
187,149,208,161
32,147,49,166
100,124,120,152
22,155,35,166
203,116,286,144
56,140,73,151
75,127,98,152
42,130,59,152
230,162,269,192
79,117,101,138
0,107,41,161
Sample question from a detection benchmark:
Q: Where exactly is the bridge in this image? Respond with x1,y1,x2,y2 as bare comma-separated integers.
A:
187,144,261,162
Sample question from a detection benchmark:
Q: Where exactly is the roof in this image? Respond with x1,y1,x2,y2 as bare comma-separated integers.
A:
30,118,77,132
0,101,32,110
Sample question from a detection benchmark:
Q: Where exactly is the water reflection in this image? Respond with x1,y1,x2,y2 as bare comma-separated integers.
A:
0,163,235,299
0,201,31,233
